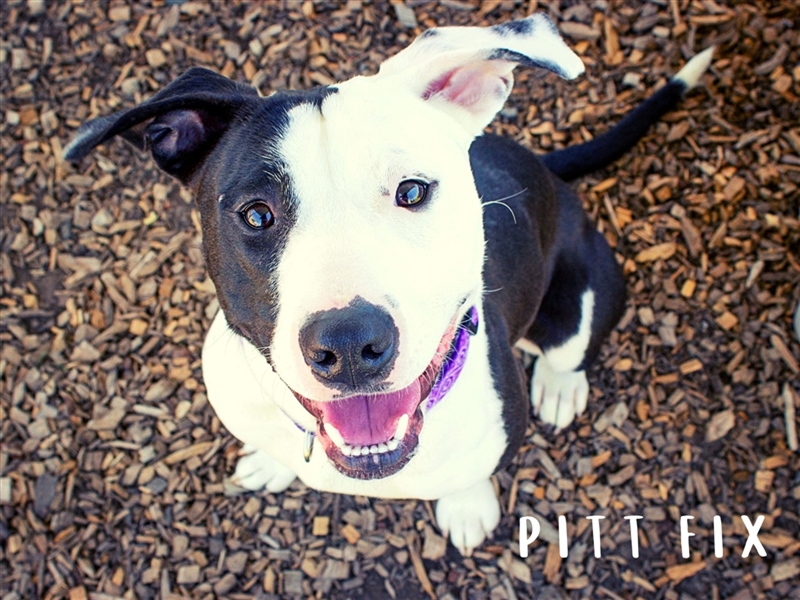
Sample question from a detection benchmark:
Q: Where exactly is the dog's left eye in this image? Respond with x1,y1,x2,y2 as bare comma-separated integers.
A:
395,180,429,208
242,202,275,229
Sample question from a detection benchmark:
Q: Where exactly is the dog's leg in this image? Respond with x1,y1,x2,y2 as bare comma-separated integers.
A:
525,227,626,429
230,444,297,493
435,478,501,556
530,345,591,429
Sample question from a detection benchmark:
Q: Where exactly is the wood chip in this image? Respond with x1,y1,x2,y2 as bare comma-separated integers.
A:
87,404,126,431
340,523,361,544
592,177,618,194
716,311,738,330
68,588,88,600
635,242,677,263
321,559,349,579
313,516,330,536
394,3,417,29
666,121,690,142
108,5,131,21
771,558,800,582
421,525,447,560
679,217,703,257
723,176,746,201
679,358,703,374
145,48,167,68
594,404,629,432
543,543,562,583
283,571,303,595
0,478,12,504
176,565,200,585
559,21,601,40
666,561,706,582
771,335,799,373
163,442,215,465
706,409,735,443
607,465,635,487
754,470,774,493
784,384,798,452
143,379,178,402
405,532,435,600
499,549,532,584
754,43,790,76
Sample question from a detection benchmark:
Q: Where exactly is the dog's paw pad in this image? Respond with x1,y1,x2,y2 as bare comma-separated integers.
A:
530,358,589,429
229,445,297,493
435,479,500,556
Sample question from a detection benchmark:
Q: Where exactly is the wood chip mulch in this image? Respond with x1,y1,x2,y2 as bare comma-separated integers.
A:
1,1,799,599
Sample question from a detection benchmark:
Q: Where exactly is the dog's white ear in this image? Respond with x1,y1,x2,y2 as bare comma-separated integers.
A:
378,14,584,136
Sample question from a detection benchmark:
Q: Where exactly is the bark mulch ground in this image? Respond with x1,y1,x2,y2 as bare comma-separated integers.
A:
2,1,799,599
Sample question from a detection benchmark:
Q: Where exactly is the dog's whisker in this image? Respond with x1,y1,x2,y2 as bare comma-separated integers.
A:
495,188,528,203
481,189,526,225
482,200,517,224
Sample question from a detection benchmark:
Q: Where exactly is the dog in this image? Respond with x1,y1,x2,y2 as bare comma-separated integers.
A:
65,14,713,555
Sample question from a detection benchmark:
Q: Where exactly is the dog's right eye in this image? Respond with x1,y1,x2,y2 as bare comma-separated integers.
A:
395,180,429,208
241,202,275,230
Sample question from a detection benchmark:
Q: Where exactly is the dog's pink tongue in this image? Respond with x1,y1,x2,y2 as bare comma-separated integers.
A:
318,380,421,446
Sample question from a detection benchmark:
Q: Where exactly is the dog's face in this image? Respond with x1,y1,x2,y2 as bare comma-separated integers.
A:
65,15,583,480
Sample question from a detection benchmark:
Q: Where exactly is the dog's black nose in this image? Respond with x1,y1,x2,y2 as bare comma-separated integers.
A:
299,301,398,389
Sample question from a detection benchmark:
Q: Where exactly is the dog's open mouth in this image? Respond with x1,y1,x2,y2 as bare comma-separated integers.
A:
292,306,478,480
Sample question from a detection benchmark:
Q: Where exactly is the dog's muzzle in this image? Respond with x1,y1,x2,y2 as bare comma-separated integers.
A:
291,306,479,479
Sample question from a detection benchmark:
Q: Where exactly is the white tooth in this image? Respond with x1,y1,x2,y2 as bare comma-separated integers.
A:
358,446,368,457
378,443,389,454
326,424,346,448
387,439,399,451
369,445,379,455
341,445,352,457
394,414,409,440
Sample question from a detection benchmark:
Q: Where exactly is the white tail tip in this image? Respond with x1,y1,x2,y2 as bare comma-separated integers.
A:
673,46,715,89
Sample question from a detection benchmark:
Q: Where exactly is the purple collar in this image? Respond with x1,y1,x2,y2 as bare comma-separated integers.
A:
425,305,479,411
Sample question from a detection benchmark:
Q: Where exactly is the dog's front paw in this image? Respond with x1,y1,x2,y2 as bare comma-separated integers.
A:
531,357,589,429
229,445,297,493
435,479,500,556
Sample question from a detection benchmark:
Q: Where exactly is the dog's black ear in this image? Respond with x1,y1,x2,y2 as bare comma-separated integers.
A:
63,67,260,183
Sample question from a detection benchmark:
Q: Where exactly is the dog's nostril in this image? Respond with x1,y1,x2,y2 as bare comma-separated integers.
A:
313,350,337,368
146,124,172,144
361,344,384,362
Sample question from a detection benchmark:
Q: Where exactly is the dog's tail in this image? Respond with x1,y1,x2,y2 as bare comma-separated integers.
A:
543,46,714,182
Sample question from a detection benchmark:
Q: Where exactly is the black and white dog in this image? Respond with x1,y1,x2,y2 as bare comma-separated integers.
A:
65,15,713,554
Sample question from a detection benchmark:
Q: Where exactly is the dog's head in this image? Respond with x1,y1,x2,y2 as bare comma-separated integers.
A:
65,15,582,479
